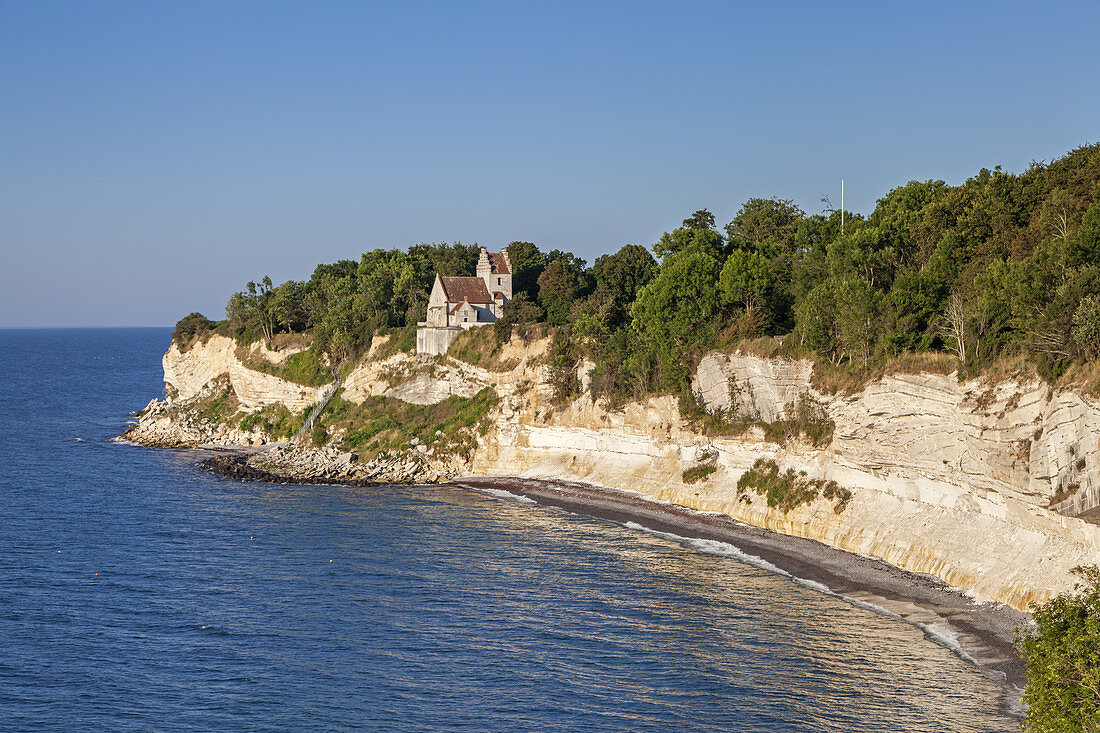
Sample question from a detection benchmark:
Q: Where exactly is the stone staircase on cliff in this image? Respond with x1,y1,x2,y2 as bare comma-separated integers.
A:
292,378,341,444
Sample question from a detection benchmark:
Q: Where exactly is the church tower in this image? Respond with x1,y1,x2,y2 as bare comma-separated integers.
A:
477,247,512,316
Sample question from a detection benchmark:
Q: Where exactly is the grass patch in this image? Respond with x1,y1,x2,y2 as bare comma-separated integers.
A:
320,387,499,460
737,458,852,513
447,326,506,369
237,344,332,387
1056,358,1100,397
682,464,717,484
371,325,418,360
238,403,305,439
194,391,238,423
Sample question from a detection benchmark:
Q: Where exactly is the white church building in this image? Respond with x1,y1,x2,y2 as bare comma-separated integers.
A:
416,247,512,355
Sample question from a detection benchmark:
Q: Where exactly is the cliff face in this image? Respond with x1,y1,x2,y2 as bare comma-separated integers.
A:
164,335,325,411
129,335,1100,612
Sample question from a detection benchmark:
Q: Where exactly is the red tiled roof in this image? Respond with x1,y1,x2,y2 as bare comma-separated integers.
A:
493,291,505,299
439,276,492,304
488,251,510,275
449,299,480,316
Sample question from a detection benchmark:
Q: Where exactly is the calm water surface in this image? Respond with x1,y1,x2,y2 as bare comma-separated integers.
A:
0,329,1019,731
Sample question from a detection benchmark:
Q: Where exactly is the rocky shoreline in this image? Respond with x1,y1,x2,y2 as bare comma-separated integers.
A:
200,453,383,486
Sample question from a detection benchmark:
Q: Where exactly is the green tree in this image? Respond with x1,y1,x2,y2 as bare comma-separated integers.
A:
683,208,717,230
271,280,308,333
719,249,771,309
226,275,275,345
1071,200,1100,269
537,259,580,325
795,282,838,358
592,244,657,314
1073,295,1100,359
172,312,214,344
493,294,544,343
507,241,546,299
653,212,725,260
833,276,880,365
725,197,803,251
629,246,722,386
1017,566,1100,732
408,241,479,277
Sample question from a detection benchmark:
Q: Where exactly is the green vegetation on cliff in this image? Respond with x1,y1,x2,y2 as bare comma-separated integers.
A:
322,387,498,460
736,458,852,513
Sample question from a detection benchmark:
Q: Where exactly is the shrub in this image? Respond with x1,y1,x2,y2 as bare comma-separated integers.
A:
736,458,852,513
682,464,717,484
448,326,501,368
761,392,835,447
1017,565,1100,732
237,404,302,439
172,312,215,345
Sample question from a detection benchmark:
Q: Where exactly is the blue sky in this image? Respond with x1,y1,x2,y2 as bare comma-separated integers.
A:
2,1,1098,327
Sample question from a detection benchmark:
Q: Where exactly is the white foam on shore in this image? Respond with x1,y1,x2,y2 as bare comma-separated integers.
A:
793,577,832,594
620,519,993,674
623,522,791,577
477,488,537,505
920,623,980,666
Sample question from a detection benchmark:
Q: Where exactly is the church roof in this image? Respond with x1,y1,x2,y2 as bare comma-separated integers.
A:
487,251,510,274
439,276,492,304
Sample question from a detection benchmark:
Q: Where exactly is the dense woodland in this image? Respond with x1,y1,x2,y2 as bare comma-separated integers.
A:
177,143,1100,399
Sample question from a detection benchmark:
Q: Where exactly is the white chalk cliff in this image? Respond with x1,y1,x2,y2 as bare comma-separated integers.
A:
131,334,1100,612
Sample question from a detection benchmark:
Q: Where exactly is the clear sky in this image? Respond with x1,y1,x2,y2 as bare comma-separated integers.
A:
2,1,1098,327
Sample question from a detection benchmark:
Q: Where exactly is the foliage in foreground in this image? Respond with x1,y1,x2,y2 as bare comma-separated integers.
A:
736,458,852,513
1017,565,1100,732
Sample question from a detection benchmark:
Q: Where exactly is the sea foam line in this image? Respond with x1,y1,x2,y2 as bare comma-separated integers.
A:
477,488,538,504
621,520,986,670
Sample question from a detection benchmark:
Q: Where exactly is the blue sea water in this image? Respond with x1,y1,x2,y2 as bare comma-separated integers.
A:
0,328,1019,732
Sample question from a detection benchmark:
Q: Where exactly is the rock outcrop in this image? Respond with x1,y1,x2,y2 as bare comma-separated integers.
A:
164,334,326,411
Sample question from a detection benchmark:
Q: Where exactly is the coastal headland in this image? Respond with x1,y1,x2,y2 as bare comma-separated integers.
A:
123,326,1100,691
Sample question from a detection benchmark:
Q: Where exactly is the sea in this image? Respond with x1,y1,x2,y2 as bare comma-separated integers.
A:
0,328,1020,731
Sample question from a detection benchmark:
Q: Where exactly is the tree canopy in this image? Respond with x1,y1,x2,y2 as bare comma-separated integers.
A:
197,143,1100,398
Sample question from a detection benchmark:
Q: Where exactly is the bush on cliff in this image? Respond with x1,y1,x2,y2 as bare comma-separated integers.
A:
682,464,717,484
736,458,852,513
1017,565,1100,732
172,312,215,346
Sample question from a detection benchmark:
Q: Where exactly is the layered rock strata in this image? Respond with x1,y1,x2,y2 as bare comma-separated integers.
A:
127,336,1100,612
